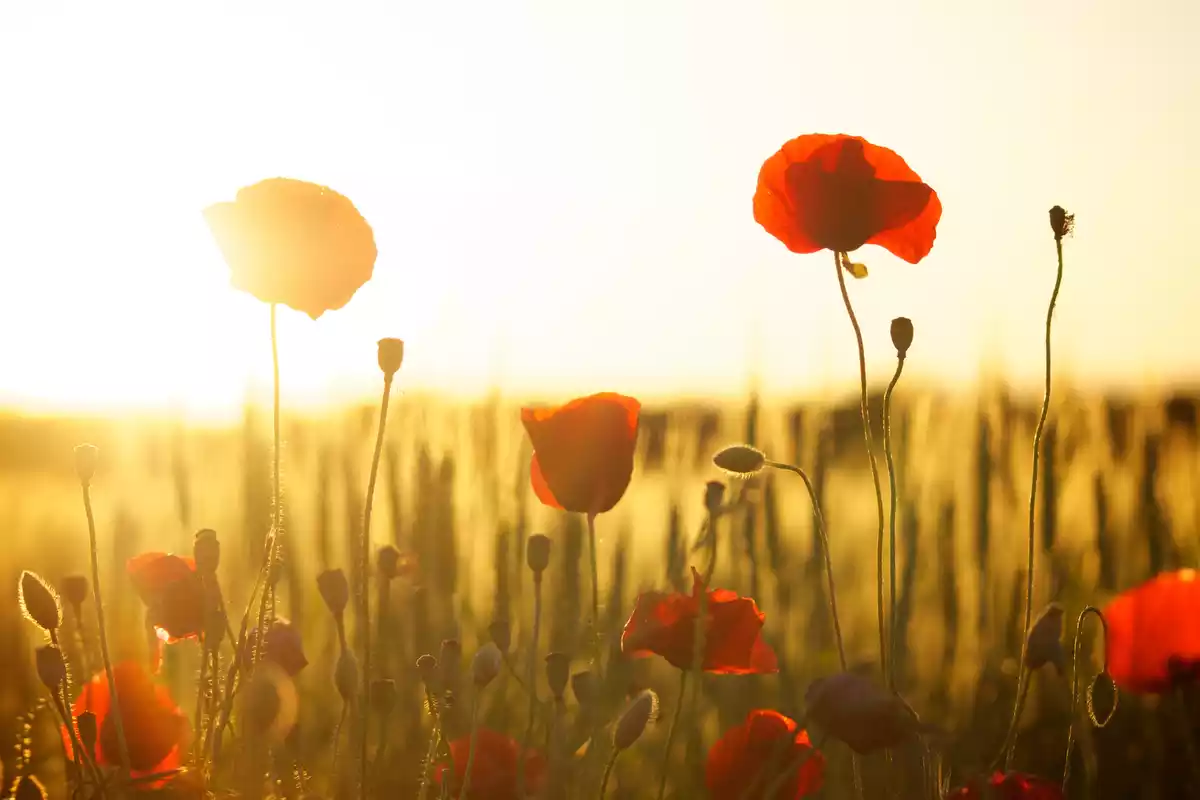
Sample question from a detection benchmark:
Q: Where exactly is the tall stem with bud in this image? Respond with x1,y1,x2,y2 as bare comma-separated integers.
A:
518,534,550,797
884,317,912,691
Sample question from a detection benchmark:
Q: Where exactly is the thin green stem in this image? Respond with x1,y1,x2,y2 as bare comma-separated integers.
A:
655,669,689,800
884,356,904,691
359,374,394,800
459,695,482,798
81,481,131,778
1003,236,1065,770
1063,606,1110,793
204,648,220,764
193,636,210,766
765,462,846,668
52,686,104,795
598,750,618,799
517,574,543,797
833,250,888,684
255,302,283,670
586,512,600,657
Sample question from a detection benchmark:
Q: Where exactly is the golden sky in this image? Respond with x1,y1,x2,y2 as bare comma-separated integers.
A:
0,0,1197,418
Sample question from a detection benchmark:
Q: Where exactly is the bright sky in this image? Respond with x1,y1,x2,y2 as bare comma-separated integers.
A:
0,0,1197,418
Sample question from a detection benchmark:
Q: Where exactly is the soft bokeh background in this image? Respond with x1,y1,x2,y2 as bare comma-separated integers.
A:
0,0,1199,798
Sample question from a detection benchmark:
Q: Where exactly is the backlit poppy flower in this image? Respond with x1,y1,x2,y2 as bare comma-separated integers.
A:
754,134,941,264
521,392,640,516
64,661,189,775
706,709,825,799
621,567,778,674
435,728,546,799
203,178,377,319
804,672,938,754
1104,569,1200,693
946,771,1063,799
127,552,205,643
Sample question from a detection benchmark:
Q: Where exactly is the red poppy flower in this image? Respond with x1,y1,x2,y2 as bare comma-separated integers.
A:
203,178,377,319
127,552,205,643
754,134,941,264
947,771,1063,799
706,709,825,799
521,392,640,516
621,567,778,674
64,661,189,775
435,728,546,799
1104,568,1200,693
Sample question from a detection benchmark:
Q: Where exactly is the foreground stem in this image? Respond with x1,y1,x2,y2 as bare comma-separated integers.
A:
517,574,544,796
655,670,689,800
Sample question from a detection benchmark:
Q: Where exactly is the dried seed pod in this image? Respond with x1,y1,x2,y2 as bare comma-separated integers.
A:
613,689,659,750
472,643,503,688
76,711,97,758
712,445,766,476
19,571,62,632
890,317,914,359
377,545,402,581
1049,205,1074,240
526,534,551,576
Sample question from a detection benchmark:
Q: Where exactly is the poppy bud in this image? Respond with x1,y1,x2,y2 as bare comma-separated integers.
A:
712,445,766,476
19,571,62,632
377,545,401,581
1025,603,1065,675
488,619,511,654
317,569,349,618
613,689,658,750
526,534,551,576
60,576,88,610
370,678,397,715
193,529,220,575
262,618,307,676
377,338,405,378
76,711,97,758
571,671,597,707
472,643,503,688
35,644,66,690
439,640,463,686
335,649,359,704
416,654,439,687
544,652,570,699
890,317,914,359
703,481,726,514
1049,205,1074,240
74,444,99,486
12,776,48,800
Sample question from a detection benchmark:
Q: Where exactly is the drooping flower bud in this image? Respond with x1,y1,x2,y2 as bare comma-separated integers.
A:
60,576,88,611
472,643,503,688
35,644,66,690
193,529,220,575
1049,205,1074,240
890,317,914,359
712,445,766,476
613,689,659,750
377,338,405,378
1025,603,1066,675
416,654,439,687
74,444,99,486
19,571,62,632
545,652,570,700
526,534,551,576
317,569,349,619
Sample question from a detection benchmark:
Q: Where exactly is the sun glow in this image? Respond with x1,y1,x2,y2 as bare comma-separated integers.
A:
1,0,1198,418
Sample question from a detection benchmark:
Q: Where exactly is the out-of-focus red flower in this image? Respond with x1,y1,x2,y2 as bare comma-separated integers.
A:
203,178,377,319
621,567,778,674
804,672,937,754
946,771,1063,799
435,728,546,799
64,661,189,775
706,709,824,799
754,134,941,264
127,553,205,643
521,393,640,515
1104,569,1200,693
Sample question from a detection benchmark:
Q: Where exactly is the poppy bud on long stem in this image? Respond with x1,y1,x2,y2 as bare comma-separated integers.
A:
19,571,62,633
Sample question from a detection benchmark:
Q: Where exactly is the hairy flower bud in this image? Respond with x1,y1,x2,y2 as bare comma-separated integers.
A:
613,690,659,750
472,643,503,688
19,571,62,632
193,529,220,575
416,654,438,687
377,338,405,378
35,644,66,690
890,317,914,359
74,444,99,486
713,444,766,476
526,534,552,576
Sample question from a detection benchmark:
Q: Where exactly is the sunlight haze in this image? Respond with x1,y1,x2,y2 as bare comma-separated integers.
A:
1,0,1197,418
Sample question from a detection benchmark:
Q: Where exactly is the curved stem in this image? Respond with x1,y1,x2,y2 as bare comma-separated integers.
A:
1003,236,1065,770
1063,606,1109,793
598,750,618,799
51,690,104,793
883,355,905,691
765,462,846,668
459,695,482,798
833,251,888,683
255,303,283,669
81,481,131,778
655,669,689,800
359,374,394,800
517,575,543,797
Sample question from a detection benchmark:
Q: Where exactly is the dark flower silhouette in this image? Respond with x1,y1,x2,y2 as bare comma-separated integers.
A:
706,709,824,799
436,728,546,799
621,567,778,674
127,553,205,642
65,661,188,774
521,392,640,515
754,134,941,263
203,178,377,319
804,671,937,754
1104,568,1200,693
253,617,308,676
947,771,1062,799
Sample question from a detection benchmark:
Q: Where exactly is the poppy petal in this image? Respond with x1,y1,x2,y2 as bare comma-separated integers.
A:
529,455,565,511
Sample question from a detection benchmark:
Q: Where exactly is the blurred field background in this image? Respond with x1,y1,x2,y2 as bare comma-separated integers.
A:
3,384,1199,798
